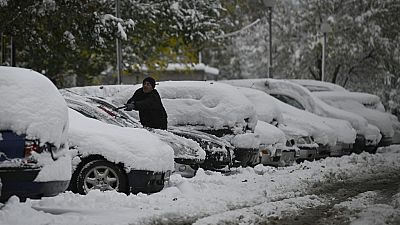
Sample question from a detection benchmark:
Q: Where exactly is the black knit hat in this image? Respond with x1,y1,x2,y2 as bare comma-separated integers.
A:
143,77,156,88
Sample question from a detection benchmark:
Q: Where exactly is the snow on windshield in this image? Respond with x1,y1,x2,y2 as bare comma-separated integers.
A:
0,66,69,148
68,108,174,172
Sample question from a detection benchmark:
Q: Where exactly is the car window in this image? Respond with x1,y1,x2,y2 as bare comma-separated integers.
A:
270,94,305,110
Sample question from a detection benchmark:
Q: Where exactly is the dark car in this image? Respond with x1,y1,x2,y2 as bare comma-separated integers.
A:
0,66,71,202
0,131,70,202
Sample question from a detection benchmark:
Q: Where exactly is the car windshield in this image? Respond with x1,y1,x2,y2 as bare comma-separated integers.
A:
271,94,305,110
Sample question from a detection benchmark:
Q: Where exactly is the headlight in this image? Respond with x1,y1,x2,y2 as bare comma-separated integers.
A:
259,144,271,156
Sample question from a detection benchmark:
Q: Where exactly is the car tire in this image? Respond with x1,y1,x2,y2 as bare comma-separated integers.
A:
76,160,128,195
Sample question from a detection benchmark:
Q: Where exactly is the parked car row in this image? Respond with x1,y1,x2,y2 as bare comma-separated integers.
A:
2,66,397,202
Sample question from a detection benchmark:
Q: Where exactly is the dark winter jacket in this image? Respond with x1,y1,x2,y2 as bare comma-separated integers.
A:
127,88,168,130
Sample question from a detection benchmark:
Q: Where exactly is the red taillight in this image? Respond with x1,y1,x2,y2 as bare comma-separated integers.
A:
24,140,42,158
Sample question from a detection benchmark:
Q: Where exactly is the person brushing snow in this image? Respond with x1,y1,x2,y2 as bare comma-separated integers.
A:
125,77,168,130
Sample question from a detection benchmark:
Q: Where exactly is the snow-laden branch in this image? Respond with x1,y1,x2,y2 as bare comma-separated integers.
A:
215,18,261,39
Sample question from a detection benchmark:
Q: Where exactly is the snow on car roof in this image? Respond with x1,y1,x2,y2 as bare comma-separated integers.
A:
230,86,284,125
0,66,69,148
156,81,258,131
71,82,259,132
291,80,386,112
289,79,347,92
68,108,174,172
313,90,384,111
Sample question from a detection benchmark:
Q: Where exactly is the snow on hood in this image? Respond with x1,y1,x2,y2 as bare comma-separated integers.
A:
150,129,206,161
255,121,286,145
156,81,258,132
272,99,338,146
364,124,382,145
278,124,309,138
0,66,69,148
315,94,395,137
228,132,260,149
68,108,174,172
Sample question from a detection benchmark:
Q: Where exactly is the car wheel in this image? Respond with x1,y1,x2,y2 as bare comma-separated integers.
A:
76,160,128,195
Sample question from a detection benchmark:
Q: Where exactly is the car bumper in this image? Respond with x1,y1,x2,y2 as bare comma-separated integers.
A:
0,167,69,202
316,144,331,159
296,147,318,162
232,148,260,167
201,150,232,171
330,142,353,157
174,162,198,178
127,170,170,194
353,134,378,154
378,134,392,147
261,150,296,167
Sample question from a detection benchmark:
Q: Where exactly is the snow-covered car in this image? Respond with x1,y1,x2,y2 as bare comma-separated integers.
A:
222,79,358,157
61,89,206,178
71,82,261,168
291,79,396,147
167,126,233,171
312,91,393,148
228,86,315,164
255,121,298,166
0,67,71,202
67,108,174,194
63,86,234,172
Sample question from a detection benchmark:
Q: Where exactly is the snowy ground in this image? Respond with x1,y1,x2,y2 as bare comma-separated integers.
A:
1,145,400,225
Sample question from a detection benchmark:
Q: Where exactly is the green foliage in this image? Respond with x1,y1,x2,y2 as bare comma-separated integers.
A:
0,0,223,87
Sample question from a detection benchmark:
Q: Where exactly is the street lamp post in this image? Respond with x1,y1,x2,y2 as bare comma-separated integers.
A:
263,0,275,79
320,21,331,82
116,0,122,84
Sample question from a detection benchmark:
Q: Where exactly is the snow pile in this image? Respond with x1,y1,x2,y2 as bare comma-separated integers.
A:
334,191,400,225
33,152,72,182
68,108,174,172
1,146,400,225
0,66,69,148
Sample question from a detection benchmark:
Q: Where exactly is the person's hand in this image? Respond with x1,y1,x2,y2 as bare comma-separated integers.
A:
125,103,135,111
